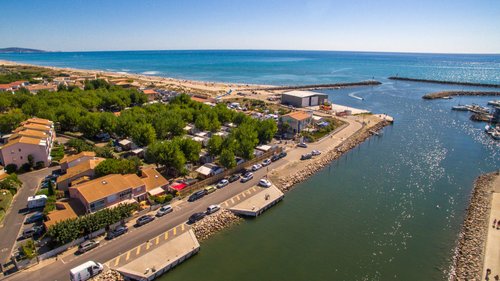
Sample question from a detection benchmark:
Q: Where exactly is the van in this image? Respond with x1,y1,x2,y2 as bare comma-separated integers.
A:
70,261,103,281
204,185,217,194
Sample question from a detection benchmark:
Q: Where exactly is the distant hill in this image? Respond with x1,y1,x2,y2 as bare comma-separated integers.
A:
0,47,47,53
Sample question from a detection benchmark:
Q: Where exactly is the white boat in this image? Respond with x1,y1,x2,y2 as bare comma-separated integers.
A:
492,131,500,140
442,96,452,99
488,100,500,107
452,105,468,111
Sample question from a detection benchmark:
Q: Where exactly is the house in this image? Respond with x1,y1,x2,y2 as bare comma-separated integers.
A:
140,167,169,197
69,174,147,213
0,118,55,168
142,89,159,102
280,111,313,135
118,139,133,151
195,163,224,179
0,81,29,92
44,199,85,229
26,83,58,94
60,151,97,173
281,91,328,108
56,157,105,191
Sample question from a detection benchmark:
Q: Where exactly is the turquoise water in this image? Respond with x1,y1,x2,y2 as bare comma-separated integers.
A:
1,50,499,85
1,51,499,280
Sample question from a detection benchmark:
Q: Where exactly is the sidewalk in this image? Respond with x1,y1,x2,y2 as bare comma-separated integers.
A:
482,175,500,279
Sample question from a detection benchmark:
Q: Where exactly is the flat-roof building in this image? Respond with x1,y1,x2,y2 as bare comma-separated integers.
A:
281,90,328,108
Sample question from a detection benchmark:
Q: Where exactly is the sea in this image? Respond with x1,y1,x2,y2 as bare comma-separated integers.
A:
1,50,499,280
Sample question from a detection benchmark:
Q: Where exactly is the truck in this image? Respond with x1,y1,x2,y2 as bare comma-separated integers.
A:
69,261,103,281
27,195,48,209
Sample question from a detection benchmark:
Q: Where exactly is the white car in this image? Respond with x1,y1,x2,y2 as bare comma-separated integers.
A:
311,150,321,156
262,159,271,166
156,205,173,217
251,164,263,171
216,179,229,188
258,179,272,188
206,204,221,214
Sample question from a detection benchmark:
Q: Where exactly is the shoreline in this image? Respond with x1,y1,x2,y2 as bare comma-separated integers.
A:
422,91,500,100
389,76,500,88
448,171,500,281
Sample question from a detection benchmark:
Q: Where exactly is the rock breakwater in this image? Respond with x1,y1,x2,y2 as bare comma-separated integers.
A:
91,269,124,281
422,90,500,100
448,172,498,281
389,77,500,88
276,120,390,192
192,209,243,241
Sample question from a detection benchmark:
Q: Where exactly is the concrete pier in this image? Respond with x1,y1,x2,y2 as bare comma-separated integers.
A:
229,185,284,217
115,229,200,281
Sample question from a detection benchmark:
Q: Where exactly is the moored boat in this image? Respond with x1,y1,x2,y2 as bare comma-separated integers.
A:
487,100,500,107
452,105,469,111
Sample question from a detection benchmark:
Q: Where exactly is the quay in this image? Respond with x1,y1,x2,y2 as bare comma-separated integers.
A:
229,185,284,217
248,80,381,91
114,229,200,281
389,76,500,88
422,90,500,100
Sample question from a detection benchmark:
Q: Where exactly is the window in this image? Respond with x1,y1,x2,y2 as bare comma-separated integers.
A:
89,199,106,212
18,148,21,152
20,156,23,160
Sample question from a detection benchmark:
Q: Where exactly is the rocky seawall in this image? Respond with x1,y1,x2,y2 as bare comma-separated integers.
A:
448,171,499,281
422,91,500,100
389,77,500,88
249,80,382,91
91,269,124,281
276,120,390,192
192,209,243,241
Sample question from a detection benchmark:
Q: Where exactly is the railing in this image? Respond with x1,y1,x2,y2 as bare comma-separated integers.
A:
179,147,282,196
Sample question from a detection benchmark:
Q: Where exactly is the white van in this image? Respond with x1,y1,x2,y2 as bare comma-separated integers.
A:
70,261,103,281
27,195,47,209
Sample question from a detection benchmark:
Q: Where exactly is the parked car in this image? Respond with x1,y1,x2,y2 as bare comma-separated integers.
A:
188,190,207,202
228,174,240,183
216,179,229,188
271,154,280,162
206,204,221,215
262,159,271,166
205,185,217,194
156,205,173,217
106,226,128,240
258,179,272,188
251,164,263,171
136,215,154,226
279,151,287,158
77,240,100,254
297,143,308,148
301,153,312,160
25,212,44,224
21,225,44,239
188,212,206,224
311,150,321,156
241,172,254,183
70,261,103,281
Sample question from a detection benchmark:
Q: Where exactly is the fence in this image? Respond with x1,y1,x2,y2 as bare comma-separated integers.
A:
179,147,282,196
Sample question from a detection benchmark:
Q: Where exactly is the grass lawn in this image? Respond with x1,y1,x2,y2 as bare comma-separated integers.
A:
0,189,14,224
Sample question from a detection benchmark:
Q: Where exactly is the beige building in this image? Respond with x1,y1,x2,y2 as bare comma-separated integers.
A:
280,111,313,135
0,118,55,168
56,157,105,191
60,151,97,173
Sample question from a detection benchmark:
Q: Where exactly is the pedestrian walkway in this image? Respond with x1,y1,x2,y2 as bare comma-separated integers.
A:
482,176,500,280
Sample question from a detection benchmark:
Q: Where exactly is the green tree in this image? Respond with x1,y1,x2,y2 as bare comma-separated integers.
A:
66,139,94,153
178,138,201,163
78,113,101,138
131,123,156,147
231,122,259,160
94,158,140,177
257,119,278,144
145,141,186,175
0,109,25,134
47,180,55,196
219,149,236,169
194,114,209,131
207,135,223,156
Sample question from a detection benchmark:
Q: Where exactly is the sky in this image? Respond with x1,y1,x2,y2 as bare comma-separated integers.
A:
1,0,499,54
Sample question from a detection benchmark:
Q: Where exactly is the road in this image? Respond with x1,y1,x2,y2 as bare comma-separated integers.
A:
0,167,58,265
2,157,290,281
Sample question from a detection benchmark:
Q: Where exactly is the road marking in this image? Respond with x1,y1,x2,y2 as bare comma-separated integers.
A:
104,262,110,267
173,227,177,236
146,241,151,250
164,231,169,240
224,201,229,207
246,190,252,195
155,236,160,245
136,245,141,255
114,256,121,266
241,192,246,198
231,198,235,204
181,223,185,231
125,251,131,261
236,195,241,201
251,186,256,191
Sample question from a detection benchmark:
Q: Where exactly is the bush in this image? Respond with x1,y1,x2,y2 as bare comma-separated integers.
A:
149,194,173,205
5,164,17,174
50,145,65,162
0,190,13,212
20,239,37,260
0,174,22,195
43,196,56,215
35,161,45,170
21,163,32,173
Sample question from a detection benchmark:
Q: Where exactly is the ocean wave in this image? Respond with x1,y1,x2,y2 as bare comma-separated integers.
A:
141,71,160,75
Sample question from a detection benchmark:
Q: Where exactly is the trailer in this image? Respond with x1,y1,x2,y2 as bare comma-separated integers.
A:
27,195,48,209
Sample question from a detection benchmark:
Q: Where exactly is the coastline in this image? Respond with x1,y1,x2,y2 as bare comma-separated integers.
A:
388,76,500,88
422,91,500,100
449,171,500,281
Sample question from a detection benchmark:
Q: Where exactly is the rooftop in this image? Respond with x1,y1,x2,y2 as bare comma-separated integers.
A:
60,151,96,164
283,111,312,121
140,167,168,192
283,90,327,98
0,136,44,149
44,199,85,229
56,158,105,184
229,185,284,217
142,89,157,95
70,173,145,204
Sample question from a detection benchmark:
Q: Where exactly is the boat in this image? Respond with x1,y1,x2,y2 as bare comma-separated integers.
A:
451,105,469,111
467,104,490,114
492,131,500,140
442,96,452,99
488,100,500,107
470,113,492,122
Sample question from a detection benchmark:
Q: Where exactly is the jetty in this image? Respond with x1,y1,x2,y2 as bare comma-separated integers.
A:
248,80,381,91
229,185,284,217
114,229,200,281
389,77,500,88
422,91,500,100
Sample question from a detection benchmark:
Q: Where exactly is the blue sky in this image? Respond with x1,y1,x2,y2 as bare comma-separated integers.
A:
1,0,499,53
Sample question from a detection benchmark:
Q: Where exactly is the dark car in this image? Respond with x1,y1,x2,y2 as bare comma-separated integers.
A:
21,225,44,239
136,215,154,226
188,212,206,224
279,151,287,158
188,190,207,202
228,174,240,183
25,212,44,224
106,226,128,240
301,153,312,160
271,154,280,162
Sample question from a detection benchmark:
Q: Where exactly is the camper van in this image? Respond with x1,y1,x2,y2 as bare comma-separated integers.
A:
69,261,103,281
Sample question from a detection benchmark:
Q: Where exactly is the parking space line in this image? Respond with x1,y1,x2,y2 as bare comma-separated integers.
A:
181,224,185,231
146,241,151,250
125,251,131,261
164,231,169,240
114,256,121,266
173,227,177,236
231,198,235,204
236,195,241,201
251,186,256,191
246,190,252,195
223,201,229,207
241,192,246,198
136,245,141,255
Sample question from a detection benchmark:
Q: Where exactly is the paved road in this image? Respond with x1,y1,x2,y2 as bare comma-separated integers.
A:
0,167,58,265
2,158,289,281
